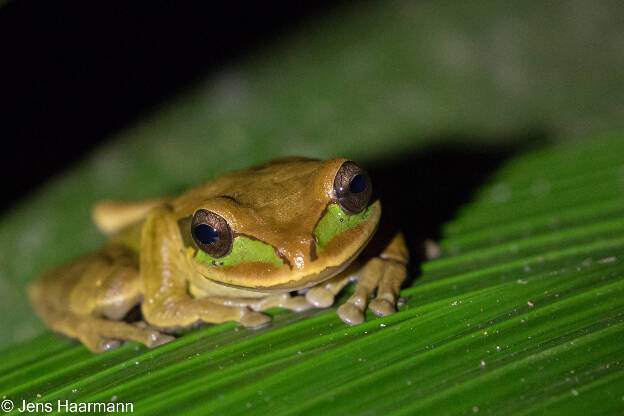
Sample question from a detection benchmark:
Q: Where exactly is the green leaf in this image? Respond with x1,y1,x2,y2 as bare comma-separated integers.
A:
2,135,624,415
4,0,624,349
4,1,624,414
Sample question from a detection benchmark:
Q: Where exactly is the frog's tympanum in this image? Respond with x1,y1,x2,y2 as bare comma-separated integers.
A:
29,158,408,352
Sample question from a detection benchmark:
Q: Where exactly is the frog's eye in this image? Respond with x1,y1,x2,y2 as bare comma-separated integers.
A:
333,161,372,215
191,209,233,258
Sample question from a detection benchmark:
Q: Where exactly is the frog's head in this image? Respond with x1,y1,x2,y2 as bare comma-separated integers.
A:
179,157,381,292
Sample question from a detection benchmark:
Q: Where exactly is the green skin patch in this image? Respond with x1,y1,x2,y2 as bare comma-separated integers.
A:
194,203,370,268
195,237,283,268
314,203,372,251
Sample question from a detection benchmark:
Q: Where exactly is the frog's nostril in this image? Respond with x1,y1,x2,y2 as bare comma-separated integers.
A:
310,239,318,261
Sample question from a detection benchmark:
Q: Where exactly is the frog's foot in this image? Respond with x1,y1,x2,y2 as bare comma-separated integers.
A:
305,287,335,308
239,311,271,328
305,271,354,308
143,297,274,332
50,312,175,353
337,258,407,325
84,319,175,353
250,293,312,313
205,293,313,313
368,260,407,317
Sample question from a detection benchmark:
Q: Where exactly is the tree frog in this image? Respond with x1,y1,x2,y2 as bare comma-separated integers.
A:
29,157,408,352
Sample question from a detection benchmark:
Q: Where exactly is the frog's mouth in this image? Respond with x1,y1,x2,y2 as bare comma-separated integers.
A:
190,200,381,292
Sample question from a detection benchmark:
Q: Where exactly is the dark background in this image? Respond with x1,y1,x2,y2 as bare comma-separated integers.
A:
0,1,339,212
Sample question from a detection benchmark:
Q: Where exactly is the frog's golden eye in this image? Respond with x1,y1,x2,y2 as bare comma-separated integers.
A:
191,209,233,258
333,161,372,215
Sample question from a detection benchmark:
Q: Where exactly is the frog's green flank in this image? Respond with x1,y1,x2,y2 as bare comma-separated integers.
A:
314,203,372,251
194,236,284,268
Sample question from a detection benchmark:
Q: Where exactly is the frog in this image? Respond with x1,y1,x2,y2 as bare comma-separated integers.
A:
28,157,409,352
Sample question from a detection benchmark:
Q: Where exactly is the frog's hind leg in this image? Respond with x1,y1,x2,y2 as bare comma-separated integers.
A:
28,245,174,353
33,308,174,353
92,198,168,235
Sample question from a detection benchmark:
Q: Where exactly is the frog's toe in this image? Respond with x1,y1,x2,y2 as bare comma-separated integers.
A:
93,338,121,353
145,331,176,348
337,303,365,326
288,295,314,312
305,287,335,308
74,324,124,353
130,322,175,347
368,298,396,317
240,311,271,329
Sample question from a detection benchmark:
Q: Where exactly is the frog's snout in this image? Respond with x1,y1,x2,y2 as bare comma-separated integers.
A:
277,234,318,271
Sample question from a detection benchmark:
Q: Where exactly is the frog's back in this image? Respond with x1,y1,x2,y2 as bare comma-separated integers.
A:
171,157,326,217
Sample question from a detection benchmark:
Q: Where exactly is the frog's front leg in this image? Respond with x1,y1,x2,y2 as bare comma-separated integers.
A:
336,233,409,325
140,208,270,330
203,293,313,313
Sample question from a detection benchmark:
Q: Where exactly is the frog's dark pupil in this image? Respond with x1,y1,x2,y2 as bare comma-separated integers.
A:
194,223,219,245
349,174,367,194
